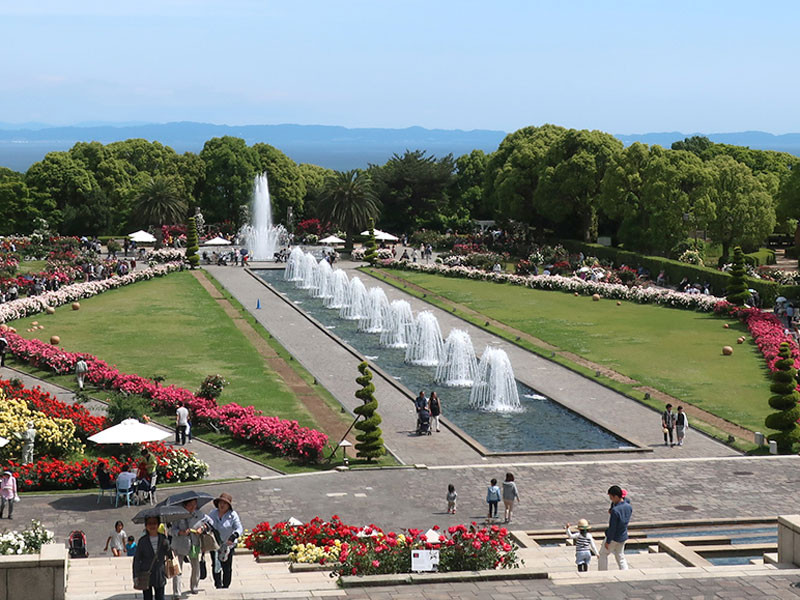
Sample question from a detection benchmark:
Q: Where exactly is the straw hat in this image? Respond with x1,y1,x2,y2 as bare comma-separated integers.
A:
213,492,234,509
577,519,590,529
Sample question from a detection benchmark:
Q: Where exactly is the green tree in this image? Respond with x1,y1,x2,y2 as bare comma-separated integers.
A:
534,129,623,242
317,170,379,250
765,342,800,453
707,155,775,260
363,222,378,264
449,149,489,224
353,362,385,461
133,175,187,246
252,143,306,226
298,163,334,221
484,124,567,225
726,246,749,305
199,136,260,226
369,150,455,233
185,216,200,269
0,168,45,235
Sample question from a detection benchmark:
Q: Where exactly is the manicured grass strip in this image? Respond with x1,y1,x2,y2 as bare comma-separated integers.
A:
10,270,318,429
361,268,761,453
16,260,47,274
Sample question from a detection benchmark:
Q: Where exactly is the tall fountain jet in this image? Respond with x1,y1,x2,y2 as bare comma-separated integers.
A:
469,347,521,412
325,269,350,309
359,287,391,333
312,259,333,298
285,247,305,281
340,277,368,320
405,311,445,366
435,329,478,387
239,173,287,261
297,252,319,290
380,300,415,348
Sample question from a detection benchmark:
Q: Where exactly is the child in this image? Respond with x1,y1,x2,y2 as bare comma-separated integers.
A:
446,484,457,514
486,478,501,522
565,519,598,572
125,536,137,557
104,520,127,557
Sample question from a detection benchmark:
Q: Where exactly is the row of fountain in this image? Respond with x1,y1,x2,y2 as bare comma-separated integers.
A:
284,248,521,412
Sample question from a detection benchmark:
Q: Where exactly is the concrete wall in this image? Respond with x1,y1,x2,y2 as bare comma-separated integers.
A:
778,515,800,567
0,544,66,600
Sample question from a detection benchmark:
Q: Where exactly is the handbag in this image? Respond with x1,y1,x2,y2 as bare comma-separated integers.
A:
200,532,218,552
165,553,182,578
199,555,207,580
12,494,19,503
133,554,158,591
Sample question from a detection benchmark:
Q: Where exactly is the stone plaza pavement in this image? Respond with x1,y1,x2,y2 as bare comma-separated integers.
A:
207,263,738,466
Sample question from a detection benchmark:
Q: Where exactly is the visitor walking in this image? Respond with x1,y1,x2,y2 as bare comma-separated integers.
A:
414,391,427,413
486,478,501,522
207,492,243,590
502,472,520,523
661,403,675,447
429,391,441,432
0,335,7,367
446,484,457,514
0,470,17,519
675,406,689,446
175,402,189,445
171,497,211,597
125,536,137,557
565,519,598,572
132,516,171,600
104,520,127,557
75,357,88,391
598,485,632,571
21,422,35,463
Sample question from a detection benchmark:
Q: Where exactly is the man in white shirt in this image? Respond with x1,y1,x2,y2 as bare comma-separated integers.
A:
176,403,189,446
116,466,136,491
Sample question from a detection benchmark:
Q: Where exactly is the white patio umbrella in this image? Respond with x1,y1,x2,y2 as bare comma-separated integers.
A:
0,436,8,448
202,236,232,246
360,229,399,242
88,418,172,444
319,235,345,245
128,230,157,243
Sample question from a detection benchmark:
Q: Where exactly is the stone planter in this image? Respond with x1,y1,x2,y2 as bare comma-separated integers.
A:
0,544,66,600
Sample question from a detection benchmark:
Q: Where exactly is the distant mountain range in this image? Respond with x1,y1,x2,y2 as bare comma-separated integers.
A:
0,122,798,172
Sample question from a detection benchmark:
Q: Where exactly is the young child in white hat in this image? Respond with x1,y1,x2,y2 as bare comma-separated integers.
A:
565,519,598,572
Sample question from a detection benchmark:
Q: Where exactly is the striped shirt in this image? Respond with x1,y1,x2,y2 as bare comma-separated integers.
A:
566,529,598,554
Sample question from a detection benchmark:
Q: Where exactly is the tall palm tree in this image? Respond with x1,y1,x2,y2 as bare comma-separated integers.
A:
317,170,380,250
134,176,187,248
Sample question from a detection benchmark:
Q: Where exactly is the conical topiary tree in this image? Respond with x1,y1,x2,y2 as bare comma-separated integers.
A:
186,216,200,269
363,222,378,265
765,342,800,453
353,361,385,461
726,246,749,305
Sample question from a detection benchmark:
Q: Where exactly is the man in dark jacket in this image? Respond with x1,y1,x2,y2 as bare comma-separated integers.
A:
598,485,632,570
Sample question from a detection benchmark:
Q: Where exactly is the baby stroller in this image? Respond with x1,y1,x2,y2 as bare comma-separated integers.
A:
68,530,88,558
417,408,432,436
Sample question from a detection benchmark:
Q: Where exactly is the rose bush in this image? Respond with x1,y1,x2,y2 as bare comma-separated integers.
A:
0,391,84,459
0,520,54,555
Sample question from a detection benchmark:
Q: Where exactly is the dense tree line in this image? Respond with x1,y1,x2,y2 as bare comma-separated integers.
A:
3,126,799,262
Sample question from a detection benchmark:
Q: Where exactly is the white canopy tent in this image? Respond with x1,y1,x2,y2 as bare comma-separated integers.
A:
319,235,346,245
88,418,172,444
360,229,399,242
128,230,157,243
202,236,232,246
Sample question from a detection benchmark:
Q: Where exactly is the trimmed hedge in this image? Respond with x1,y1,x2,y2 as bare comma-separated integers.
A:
561,240,799,305
743,248,776,266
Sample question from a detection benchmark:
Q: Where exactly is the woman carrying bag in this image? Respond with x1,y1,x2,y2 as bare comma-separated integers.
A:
170,498,212,597
206,492,243,589
132,516,171,600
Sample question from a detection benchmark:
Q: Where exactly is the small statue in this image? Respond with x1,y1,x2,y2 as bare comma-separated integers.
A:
194,207,205,239
21,422,36,464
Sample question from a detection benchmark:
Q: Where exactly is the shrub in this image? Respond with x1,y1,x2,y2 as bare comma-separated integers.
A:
185,217,200,269
106,392,150,425
353,362,384,461
197,374,229,400
765,342,800,453
0,520,54,555
726,247,750,306
363,225,378,265
678,249,704,266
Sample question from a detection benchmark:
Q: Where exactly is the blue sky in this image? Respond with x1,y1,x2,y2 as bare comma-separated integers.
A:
1,0,798,133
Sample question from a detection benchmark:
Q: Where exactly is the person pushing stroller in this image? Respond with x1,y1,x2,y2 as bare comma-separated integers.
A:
414,391,431,435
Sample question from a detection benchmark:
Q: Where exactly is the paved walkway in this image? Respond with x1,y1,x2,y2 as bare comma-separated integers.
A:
207,263,738,465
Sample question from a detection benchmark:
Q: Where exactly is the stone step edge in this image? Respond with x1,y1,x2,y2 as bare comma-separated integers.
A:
339,567,548,588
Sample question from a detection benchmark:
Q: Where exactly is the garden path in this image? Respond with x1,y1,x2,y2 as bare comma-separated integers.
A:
208,262,738,464
0,365,277,481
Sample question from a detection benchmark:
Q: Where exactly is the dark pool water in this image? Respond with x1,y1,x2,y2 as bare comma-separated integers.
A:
259,270,632,453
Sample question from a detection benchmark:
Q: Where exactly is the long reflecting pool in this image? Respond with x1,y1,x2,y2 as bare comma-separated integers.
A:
258,269,632,453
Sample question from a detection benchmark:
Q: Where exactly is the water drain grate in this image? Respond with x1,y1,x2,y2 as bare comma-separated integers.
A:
674,505,698,511
733,471,754,476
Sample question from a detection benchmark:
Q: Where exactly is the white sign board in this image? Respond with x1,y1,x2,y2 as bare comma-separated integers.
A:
411,549,440,572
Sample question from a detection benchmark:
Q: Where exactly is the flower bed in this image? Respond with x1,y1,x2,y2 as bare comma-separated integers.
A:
145,248,185,263
0,520,54,555
4,336,328,461
0,262,182,324
382,259,722,312
0,378,107,438
7,441,208,492
0,390,84,459
244,517,520,575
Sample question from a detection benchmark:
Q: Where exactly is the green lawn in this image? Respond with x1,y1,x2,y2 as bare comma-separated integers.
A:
17,260,47,274
381,269,770,432
12,270,317,429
